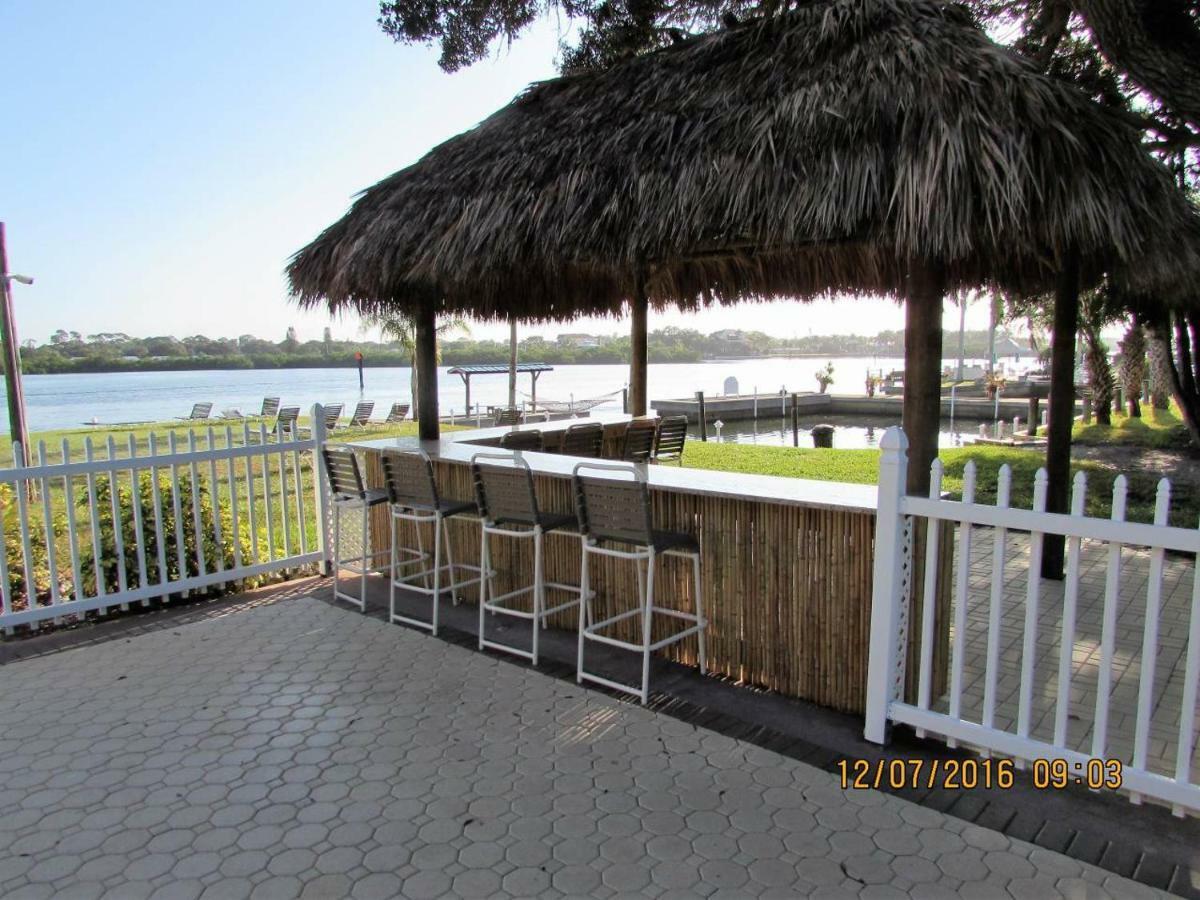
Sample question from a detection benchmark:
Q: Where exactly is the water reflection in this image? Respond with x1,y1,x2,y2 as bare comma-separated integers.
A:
689,414,976,450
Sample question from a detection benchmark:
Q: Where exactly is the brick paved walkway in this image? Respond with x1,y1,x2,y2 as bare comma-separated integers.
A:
0,596,1171,898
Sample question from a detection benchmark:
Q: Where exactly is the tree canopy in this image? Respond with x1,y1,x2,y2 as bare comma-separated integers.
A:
379,0,1199,186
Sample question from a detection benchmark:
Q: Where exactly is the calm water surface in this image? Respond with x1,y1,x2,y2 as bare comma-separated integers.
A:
6,355,1002,449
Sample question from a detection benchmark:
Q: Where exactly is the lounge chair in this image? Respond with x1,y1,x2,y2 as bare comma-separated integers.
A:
260,397,281,418
348,401,374,427
384,403,410,424
322,404,344,431
273,406,300,437
177,402,213,421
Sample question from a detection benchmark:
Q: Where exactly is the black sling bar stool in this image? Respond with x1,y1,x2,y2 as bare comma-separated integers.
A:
559,422,604,457
499,429,543,452
621,418,658,462
572,462,707,704
380,449,483,635
472,453,586,665
652,415,688,464
321,446,389,611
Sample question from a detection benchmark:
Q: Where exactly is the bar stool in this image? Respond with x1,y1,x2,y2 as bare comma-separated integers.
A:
380,449,483,635
321,446,390,611
559,422,604,457
472,453,586,664
572,462,707,704
621,419,658,462
652,415,688,464
500,429,543,451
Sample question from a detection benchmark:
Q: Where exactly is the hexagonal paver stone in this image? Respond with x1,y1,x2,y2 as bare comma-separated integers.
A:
699,858,750,889
553,864,602,894
448,869,502,899
602,862,653,892
501,867,551,897
352,873,404,900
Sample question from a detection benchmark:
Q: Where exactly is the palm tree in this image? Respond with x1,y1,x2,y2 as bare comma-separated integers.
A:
360,311,468,419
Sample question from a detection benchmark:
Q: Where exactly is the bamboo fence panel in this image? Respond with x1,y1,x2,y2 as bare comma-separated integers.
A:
360,449,951,714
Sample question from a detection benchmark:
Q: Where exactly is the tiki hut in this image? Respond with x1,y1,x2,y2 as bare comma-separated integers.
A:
289,0,1200,503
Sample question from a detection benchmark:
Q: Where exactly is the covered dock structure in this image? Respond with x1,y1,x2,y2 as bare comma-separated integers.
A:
447,362,553,413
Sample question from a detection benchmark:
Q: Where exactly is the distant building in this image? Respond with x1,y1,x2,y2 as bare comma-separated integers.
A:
557,333,601,349
710,329,746,341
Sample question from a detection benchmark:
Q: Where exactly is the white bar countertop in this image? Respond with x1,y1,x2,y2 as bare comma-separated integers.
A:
346,414,878,514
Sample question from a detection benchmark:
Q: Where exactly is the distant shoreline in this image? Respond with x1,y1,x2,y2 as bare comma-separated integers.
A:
19,353,926,377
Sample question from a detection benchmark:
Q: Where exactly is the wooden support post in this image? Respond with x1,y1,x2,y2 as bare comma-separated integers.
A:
1027,396,1039,437
1043,251,1080,580
629,276,648,417
902,261,946,497
415,302,440,440
461,374,471,419
791,394,800,446
507,319,518,409
696,391,707,441
531,371,539,410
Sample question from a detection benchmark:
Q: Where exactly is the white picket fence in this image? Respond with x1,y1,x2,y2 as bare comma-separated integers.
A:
0,407,331,630
865,427,1200,815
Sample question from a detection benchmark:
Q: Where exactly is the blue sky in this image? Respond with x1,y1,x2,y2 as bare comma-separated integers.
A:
2,1,996,345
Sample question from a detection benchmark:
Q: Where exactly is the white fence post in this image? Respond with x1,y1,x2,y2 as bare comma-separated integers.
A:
310,404,331,576
864,426,910,744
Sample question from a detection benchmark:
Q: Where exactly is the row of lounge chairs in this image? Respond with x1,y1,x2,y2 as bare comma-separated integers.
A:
178,399,411,433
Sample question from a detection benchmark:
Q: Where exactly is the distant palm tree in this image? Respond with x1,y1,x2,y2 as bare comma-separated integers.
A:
360,311,467,419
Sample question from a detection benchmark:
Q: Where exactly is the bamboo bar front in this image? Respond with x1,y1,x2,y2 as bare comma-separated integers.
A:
351,417,951,715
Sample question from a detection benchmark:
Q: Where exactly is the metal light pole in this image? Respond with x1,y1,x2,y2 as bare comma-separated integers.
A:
0,223,32,468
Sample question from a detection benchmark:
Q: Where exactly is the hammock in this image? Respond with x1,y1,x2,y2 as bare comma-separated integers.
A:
522,389,622,414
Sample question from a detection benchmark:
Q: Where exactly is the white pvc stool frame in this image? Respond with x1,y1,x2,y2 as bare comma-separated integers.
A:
382,449,485,636
573,461,708,704
473,452,587,665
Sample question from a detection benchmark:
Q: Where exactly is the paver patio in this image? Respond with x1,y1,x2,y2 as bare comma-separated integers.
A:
946,533,1200,778
0,593,1172,899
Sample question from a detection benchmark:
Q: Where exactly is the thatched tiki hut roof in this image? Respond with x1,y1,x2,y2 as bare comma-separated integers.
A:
289,0,1200,460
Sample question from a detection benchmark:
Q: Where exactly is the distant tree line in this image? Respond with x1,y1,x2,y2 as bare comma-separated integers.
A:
9,326,1028,375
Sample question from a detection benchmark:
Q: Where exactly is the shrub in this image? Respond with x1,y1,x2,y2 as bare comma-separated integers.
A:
80,470,254,598
0,483,53,609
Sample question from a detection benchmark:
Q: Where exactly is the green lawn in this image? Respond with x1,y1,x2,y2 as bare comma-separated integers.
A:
1072,404,1190,449
0,417,448,465
681,440,1194,526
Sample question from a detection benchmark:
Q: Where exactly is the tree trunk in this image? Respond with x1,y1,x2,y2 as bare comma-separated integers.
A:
1147,324,1173,410
415,303,439,440
1159,311,1200,446
902,261,946,497
629,275,648,417
1118,319,1146,418
1043,252,1080,581
1076,0,1200,131
1083,326,1114,426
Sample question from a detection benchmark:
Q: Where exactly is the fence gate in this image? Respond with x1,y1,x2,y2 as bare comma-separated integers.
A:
864,427,1200,816
0,405,332,630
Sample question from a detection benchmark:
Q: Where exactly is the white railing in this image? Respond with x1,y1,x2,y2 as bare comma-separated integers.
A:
865,427,1200,816
0,405,331,630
